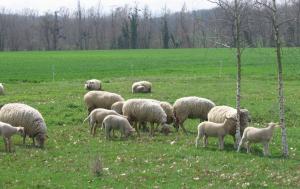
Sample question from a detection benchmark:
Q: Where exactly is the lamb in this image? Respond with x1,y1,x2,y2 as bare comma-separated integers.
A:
173,96,216,133
195,117,237,150
84,91,124,114
0,83,4,95
0,103,47,148
83,108,121,136
122,99,168,136
237,122,280,156
207,105,251,147
102,115,135,139
84,79,102,91
111,101,124,115
132,81,152,93
0,121,24,152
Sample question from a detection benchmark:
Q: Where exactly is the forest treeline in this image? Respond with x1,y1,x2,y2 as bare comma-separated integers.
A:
0,1,299,51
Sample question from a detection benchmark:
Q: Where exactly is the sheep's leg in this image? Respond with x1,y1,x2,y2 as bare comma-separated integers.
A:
179,122,187,134
8,137,13,153
32,137,36,147
246,142,251,153
204,135,208,147
92,124,97,137
232,135,237,149
219,137,224,150
263,142,270,156
134,122,140,137
237,137,246,152
23,133,27,145
150,123,154,137
4,138,8,152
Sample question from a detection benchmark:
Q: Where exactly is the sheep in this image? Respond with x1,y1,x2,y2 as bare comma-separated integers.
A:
132,81,152,93
83,108,121,136
111,101,125,114
84,79,102,91
84,91,124,114
173,96,216,133
0,121,24,152
102,115,135,140
195,117,237,150
237,122,280,156
122,99,168,136
0,83,4,95
207,105,251,147
0,103,47,148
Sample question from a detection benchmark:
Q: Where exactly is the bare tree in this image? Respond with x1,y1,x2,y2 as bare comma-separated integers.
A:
208,0,250,146
255,0,289,157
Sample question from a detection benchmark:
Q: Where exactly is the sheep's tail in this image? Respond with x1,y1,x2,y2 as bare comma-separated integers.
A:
82,114,92,125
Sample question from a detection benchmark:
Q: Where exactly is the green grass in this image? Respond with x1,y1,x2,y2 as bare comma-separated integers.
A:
0,48,299,188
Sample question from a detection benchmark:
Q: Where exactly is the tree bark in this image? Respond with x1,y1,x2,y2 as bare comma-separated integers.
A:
235,0,242,145
272,0,289,157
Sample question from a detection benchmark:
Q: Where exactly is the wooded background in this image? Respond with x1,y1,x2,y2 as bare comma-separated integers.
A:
0,0,299,51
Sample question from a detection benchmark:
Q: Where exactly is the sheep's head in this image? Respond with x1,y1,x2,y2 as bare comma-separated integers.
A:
161,124,172,135
267,122,281,129
36,133,47,148
17,127,25,137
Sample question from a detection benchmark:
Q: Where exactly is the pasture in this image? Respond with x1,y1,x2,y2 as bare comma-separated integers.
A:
0,48,299,188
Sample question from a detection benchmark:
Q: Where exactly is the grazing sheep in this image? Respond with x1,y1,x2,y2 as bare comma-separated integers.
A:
195,117,237,150
84,91,124,114
85,79,102,91
237,122,280,156
83,108,121,136
132,81,152,93
173,96,216,133
0,121,24,152
159,101,175,124
111,101,124,115
208,105,251,147
0,103,47,148
122,99,168,136
0,83,4,95
102,115,135,139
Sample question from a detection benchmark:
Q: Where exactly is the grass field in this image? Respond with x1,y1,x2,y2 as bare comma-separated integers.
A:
0,48,299,188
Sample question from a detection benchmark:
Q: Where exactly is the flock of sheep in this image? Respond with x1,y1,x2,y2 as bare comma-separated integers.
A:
0,79,280,156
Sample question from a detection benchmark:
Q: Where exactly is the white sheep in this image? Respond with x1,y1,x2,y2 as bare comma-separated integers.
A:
208,105,251,147
195,117,237,150
173,96,216,133
102,115,135,139
84,91,124,114
0,83,4,95
132,81,152,93
0,103,47,148
84,79,102,91
237,122,280,156
83,108,121,136
0,121,24,152
111,101,125,115
122,99,168,136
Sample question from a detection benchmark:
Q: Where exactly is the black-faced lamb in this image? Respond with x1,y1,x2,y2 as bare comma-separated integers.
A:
195,117,237,150
83,108,121,136
85,79,102,91
102,115,135,139
173,96,216,133
0,103,47,148
132,81,152,93
207,105,251,147
237,122,280,156
0,121,24,152
122,99,168,136
84,91,124,114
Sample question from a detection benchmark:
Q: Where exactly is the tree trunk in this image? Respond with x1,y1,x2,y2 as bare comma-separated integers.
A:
235,0,242,145
272,0,289,157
